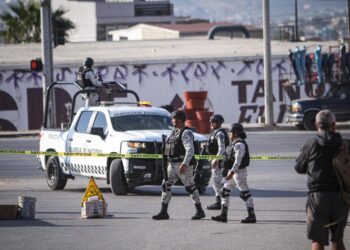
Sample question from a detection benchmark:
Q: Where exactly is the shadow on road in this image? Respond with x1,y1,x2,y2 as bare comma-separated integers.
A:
62,186,307,198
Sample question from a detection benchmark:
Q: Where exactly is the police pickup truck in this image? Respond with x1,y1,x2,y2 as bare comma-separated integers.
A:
38,82,211,195
286,84,350,130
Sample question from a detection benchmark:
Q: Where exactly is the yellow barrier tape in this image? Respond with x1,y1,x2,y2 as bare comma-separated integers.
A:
0,149,297,160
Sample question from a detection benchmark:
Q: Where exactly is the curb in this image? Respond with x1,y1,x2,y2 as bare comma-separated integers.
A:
0,131,40,138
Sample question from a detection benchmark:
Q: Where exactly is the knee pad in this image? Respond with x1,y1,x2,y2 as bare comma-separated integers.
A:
239,191,251,201
220,187,231,198
161,181,171,192
185,184,196,194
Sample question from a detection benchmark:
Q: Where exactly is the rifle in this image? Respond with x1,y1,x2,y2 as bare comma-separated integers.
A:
161,134,168,182
194,145,207,186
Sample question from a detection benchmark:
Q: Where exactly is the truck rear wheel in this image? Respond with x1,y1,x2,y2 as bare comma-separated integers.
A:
46,156,67,190
110,159,128,195
295,124,305,130
303,111,317,130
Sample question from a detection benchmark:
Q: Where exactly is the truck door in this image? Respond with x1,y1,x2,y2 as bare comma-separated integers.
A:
333,86,350,121
87,111,109,177
66,110,108,178
65,111,95,177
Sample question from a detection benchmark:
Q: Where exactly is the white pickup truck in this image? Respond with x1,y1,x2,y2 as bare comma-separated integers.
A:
38,82,211,195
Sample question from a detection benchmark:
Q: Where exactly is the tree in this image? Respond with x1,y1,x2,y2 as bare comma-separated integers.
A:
0,0,75,44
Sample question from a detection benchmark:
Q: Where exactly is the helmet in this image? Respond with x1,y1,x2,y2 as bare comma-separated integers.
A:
84,57,94,67
209,114,224,124
229,123,244,133
171,110,187,121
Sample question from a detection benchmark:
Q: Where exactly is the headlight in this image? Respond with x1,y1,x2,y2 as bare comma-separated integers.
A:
127,141,146,149
292,102,301,112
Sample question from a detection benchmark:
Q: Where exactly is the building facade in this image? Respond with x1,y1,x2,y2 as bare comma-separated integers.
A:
52,0,183,42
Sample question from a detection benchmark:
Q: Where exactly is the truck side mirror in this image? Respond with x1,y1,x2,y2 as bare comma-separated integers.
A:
91,127,106,139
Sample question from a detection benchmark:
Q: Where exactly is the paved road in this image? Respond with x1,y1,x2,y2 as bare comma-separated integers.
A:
0,132,349,250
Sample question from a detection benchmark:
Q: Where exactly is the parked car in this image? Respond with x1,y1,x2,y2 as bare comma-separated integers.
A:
286,84,350,130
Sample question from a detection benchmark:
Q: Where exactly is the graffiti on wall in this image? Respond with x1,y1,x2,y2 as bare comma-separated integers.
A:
0,57,328,131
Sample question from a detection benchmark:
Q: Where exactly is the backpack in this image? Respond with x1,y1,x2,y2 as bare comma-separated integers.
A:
332,139,350,206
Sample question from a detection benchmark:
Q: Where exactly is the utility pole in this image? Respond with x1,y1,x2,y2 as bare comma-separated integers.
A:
295,0,299,41
263,0,274,127
40,0,54,127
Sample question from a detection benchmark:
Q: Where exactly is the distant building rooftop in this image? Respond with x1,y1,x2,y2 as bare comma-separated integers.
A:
156,22,262,37
0,37,339,70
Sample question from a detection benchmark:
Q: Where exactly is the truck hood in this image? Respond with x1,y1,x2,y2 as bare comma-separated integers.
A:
116,129,208,142
292,97,322,108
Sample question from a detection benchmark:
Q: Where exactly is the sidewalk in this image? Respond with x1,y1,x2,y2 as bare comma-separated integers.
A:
1,122,349,138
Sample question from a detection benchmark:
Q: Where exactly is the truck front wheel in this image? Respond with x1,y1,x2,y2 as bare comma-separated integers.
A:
303,111,317,130
110,159,128,195
46,156,67,190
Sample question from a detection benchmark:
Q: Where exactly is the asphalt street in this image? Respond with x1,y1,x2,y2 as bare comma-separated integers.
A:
0,131,349,250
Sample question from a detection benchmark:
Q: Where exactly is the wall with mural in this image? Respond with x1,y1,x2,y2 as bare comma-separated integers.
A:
0,56,328,131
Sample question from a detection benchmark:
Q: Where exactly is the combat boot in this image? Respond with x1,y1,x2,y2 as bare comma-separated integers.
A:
206,196,221,210
192,203,205,220
152,203,169,220
211,205,228,223
241,207,256,223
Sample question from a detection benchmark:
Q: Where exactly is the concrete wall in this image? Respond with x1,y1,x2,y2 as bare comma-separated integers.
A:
52,0,97,42
0,56,329,131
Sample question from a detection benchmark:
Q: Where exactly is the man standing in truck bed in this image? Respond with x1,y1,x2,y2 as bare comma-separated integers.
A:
76,57,103,106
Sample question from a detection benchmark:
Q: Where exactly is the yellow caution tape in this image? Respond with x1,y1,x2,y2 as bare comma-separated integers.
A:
0,149,297,160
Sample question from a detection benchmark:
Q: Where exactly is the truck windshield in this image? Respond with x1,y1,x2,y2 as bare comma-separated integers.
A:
111,114,173,131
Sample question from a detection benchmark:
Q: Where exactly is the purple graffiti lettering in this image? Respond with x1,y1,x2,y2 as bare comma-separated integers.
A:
194,62,208,80
55,67,73,81
97,66,109,81
26,72,42,86
161,64,178,84
272,59,287,77
211,61,227,81
180,62,193,84
5,70,26,89
132,64,148,84
114,65,128,81
153,71,158,76
237,60,255,76
256,59,264,75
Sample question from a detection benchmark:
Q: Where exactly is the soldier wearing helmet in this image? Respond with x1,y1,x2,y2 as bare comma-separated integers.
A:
76,57,103,106
153,110,206,220
206,114,230,210
211,123,256,223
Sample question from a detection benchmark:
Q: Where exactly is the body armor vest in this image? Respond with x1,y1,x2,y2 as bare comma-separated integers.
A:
222,139,250,176
164,127,189,158
208,128,229,155
76,67,94,88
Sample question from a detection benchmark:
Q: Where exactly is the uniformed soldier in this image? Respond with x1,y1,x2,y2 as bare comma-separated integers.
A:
206,114,229,210
211,123,256,223
152,110,206,220
76,57,103,106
